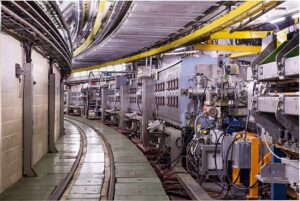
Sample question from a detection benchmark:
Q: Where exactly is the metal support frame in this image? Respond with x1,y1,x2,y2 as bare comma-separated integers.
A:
23,60,37,177
276,32,299,79
177,173,212,200
22,41,37,177
251,38,276,79
230,52,259,58
101,87,108,122
251,108,282,140
210,30,271,39
119,81,129,129
271,147,287,200
48,60,58,153
66,90,70,115
195,44,261,53
275,95,299,137
141,78,152,147
60,83,65,135
248,138,259,199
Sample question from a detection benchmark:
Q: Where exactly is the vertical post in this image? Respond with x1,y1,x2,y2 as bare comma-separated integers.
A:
248,138,259,199
101,87,108,122
66,89,70,115
60,83,65,135
271,146,287,200
22,42,37,177
48,60,58,153
119,78,128,129
141,78,152,147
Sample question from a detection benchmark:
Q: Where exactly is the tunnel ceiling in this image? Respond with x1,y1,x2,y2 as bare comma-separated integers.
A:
57,1,226,69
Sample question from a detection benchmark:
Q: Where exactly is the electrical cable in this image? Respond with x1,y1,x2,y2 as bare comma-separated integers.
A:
224,136,259,190
263,133,294,162
213,132,230,187
163,131,194,174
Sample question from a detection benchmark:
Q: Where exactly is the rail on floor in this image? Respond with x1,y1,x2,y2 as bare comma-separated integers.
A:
64,115,169,200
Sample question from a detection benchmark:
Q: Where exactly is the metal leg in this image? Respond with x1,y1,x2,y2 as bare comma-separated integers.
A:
60,83,65,135
119,83,128,129
248,138,259,199
23,63,37,177
271,146,287,200
101,88,108,122
141,78,152,147
48,73,58,153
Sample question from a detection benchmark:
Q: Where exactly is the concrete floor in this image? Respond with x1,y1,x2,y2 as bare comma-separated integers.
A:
0,121,81,201
0,117,169,200
62,120,105,201
66,116,169,201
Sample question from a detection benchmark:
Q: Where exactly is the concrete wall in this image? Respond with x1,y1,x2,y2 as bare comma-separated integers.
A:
0,33,63,192
0,33,24,193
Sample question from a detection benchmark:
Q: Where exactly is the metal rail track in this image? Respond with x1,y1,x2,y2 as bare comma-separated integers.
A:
63,117,116,200
48,119,86,200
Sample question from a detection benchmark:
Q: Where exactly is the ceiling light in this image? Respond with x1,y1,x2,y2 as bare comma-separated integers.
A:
270,17,285,24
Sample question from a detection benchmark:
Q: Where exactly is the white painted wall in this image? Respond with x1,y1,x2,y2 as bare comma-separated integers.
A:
0,33,63,193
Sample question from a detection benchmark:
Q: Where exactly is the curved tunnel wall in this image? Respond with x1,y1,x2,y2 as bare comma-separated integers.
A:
0,33,62,193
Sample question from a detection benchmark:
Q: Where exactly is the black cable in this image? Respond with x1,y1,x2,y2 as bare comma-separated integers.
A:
157,61,182,73
224,137,259,190
163,131,193,174
213,132,230,188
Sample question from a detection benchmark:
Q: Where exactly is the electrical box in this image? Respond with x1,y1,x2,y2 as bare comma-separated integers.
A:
233,140,251,169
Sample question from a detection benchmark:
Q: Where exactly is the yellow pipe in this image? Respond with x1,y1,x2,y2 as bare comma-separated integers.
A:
211,30,271,39
230,52,259,58
195,44,261,52
74,0,106,57
73,1,276,73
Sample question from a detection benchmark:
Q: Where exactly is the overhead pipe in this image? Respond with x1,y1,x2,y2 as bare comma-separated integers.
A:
73,1,279,72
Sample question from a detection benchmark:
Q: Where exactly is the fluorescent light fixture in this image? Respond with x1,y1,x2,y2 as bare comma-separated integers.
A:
270,17,285,24
292,13,299,19
174,47,186,52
